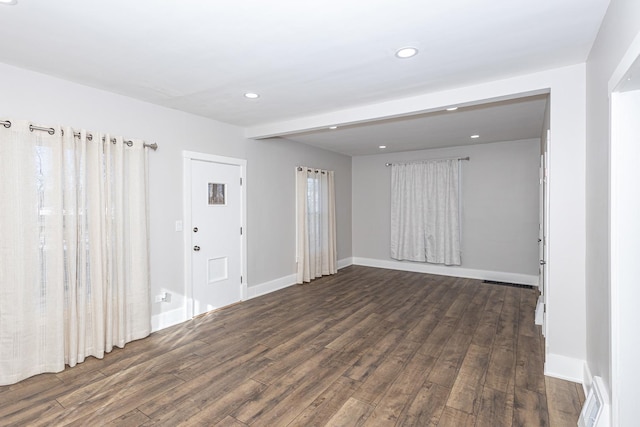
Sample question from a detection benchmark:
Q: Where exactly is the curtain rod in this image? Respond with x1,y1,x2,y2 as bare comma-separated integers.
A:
297,166,326,174
385,156,470,167
0,120,158,151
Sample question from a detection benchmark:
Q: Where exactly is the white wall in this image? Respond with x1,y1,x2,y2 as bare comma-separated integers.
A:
352,139,540,284
0,62,352,330
586,0,640,420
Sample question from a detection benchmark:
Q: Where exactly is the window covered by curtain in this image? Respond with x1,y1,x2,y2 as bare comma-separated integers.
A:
390,159,461,265
0,120,151,386
295,167,337,284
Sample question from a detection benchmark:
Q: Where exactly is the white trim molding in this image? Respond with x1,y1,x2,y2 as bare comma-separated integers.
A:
545,353,585,383
337,257,354,270
352,257,538,286
247,258,354,300
247,273,297,300
583,360,594,396
151,308,187,333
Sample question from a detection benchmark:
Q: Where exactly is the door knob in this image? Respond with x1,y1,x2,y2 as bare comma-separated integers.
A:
193,227,198,232
540,260,546,265
194,245,201,252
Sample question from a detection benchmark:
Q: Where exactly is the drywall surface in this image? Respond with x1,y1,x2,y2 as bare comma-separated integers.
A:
352,139,540,278
246,137,352,286
586,0,640,421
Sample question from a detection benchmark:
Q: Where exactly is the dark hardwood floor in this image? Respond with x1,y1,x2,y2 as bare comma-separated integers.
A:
0,266,584,426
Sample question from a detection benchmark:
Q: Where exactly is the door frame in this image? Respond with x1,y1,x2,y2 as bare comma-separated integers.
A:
183,151,247,319
609,31,640,427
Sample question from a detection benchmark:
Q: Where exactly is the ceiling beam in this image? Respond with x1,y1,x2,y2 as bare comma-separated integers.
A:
244,72,551,140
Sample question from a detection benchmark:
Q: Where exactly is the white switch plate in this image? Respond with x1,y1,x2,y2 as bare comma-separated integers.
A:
175,220,183,232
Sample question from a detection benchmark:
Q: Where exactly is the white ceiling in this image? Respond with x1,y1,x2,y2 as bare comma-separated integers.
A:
0,0,609,155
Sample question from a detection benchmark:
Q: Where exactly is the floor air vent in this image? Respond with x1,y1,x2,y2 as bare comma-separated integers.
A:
482,280,535,289
579,376,610,427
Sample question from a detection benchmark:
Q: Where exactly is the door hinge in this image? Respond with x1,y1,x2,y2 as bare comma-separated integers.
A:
240,275,243,284
240,227,243,235
240,177,243,186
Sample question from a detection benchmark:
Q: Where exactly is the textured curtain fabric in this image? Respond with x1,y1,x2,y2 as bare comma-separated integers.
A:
0,120,150,386
390,160,461,265
296,168,337,284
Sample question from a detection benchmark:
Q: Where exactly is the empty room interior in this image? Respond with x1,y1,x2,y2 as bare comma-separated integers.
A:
1,0,639,426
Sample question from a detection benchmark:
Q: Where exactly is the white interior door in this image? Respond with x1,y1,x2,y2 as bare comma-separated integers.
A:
190,159,242,316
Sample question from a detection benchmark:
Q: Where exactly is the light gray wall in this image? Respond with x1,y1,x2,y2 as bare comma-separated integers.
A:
353,139,540,278
0,62,352,325
586,0,640,405
246,137,352,285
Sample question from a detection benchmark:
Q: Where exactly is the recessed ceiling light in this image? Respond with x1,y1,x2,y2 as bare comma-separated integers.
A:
329,126,338,130
0,0,18,4
379,145,387,149
470,134,480,139
244,92,259,99
446,107,458,111
395,47,419,59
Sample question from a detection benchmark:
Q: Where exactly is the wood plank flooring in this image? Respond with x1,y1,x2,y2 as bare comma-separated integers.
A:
0,266,585,426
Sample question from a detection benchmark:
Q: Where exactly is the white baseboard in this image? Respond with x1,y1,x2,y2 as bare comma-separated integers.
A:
151,307,187,333
583,361,594,396
545,353,585,383
352,257,539,286
247,273,297,300
535,296,544,325
337,257,354,269
246,258,354,300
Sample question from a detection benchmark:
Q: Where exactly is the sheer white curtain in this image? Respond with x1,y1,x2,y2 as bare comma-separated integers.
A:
390,159,461,265
295,167,337,284
0,119,150,386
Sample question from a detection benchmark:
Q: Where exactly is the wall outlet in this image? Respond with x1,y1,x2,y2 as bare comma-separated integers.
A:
155,292,172,303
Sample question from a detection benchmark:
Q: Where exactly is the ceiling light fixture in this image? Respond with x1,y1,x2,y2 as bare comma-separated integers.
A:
446,107,458,111
329,126,338,130
0,0,18,4
470,134,480,139
244,92,259,99
379,145,387,149
395,47,419,59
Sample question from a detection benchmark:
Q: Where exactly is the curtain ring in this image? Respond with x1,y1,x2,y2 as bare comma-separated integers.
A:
1,120,11,129
29,124,55,135
125,140,133,147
